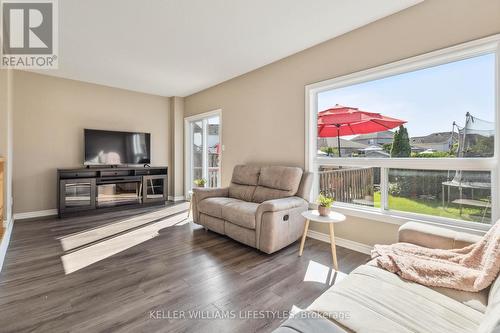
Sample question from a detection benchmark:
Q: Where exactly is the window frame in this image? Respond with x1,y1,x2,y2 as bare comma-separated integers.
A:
305,35,500,232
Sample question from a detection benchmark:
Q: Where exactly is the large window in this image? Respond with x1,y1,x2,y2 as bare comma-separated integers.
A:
306,36,499,229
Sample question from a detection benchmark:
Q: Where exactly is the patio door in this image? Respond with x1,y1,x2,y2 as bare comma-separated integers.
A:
185,110,221,195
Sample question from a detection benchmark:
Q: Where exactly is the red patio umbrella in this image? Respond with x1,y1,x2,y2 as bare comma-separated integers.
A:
318,105,406,157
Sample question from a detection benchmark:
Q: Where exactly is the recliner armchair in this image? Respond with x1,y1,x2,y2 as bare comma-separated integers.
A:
192,165,313,253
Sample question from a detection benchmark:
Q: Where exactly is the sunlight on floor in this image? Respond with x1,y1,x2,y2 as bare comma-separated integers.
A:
303,260,348,285
60,209,189,274
175,215,193,226
58,202,189,251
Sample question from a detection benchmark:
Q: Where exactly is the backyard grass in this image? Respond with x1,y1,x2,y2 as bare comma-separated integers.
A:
372,192,489,223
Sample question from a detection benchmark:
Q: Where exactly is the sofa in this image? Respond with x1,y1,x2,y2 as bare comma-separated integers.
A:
274,222,500,333
191,165,312,254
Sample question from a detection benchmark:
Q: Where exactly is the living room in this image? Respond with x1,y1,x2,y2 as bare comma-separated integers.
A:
0,0,499,332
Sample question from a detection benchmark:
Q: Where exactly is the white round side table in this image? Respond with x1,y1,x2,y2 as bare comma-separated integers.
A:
299,210,346,270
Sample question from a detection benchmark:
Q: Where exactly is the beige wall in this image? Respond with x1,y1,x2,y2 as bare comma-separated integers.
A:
0,69,13,224
184,0,500,245
169,97,184,199
0,71,7,157
12,71,170,214
0,70,7,212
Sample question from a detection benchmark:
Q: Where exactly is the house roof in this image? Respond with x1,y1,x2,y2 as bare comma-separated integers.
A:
208,124,219,135
351,130,394,141
365,150,391,157
410,132,457,144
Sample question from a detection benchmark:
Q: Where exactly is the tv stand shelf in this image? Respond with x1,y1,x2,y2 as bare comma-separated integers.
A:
57,166,168,217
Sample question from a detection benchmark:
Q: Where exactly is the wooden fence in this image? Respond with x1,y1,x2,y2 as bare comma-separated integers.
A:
319,167,374,203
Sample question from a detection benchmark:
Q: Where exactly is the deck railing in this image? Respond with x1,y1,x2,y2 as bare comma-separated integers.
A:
208,167,220,188
319,167,374,203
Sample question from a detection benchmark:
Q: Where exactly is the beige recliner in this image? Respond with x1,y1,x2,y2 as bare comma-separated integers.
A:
192,165,313,254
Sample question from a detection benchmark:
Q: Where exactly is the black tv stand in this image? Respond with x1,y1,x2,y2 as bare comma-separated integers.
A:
57,166,168,217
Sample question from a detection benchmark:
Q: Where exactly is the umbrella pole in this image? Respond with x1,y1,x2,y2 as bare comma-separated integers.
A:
336,125,341,157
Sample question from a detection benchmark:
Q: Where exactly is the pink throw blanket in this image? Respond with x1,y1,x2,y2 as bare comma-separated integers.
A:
371,221,500,292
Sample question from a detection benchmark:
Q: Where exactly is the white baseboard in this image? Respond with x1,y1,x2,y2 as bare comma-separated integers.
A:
307,229,373,255
0,218,14,272
14,209,58,221
168,196,185,202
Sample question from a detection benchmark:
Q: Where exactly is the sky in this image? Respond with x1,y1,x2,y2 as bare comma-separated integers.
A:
317,53,495,138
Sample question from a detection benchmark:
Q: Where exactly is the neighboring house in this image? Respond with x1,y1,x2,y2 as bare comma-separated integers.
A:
410,131,457,152
207,123,220,151
358,146,391,158
364,150,391,157
351,130,394,146
317,137,368,156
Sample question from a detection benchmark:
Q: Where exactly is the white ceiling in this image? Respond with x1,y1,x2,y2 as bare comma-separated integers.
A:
35,0,422,97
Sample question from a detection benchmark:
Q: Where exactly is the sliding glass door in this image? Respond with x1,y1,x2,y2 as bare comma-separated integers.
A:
186,112,221,194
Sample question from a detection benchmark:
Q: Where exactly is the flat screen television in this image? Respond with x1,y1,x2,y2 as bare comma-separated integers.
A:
84,129,151,165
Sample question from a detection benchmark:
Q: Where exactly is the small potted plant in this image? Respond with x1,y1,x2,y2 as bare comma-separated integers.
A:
193,178,206,188
317,193,334,216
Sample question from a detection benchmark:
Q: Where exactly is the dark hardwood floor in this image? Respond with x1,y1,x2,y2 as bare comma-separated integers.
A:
0,206,369,333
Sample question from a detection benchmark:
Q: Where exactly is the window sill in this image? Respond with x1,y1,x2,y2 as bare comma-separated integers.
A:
331,203,489,235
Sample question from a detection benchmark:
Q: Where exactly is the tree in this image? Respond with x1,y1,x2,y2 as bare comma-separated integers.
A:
450,142,459,156
400,126,412,156
382,143,392,154
390,126,412,198
466,135,494,157
390,125,411,157
320,146,338,157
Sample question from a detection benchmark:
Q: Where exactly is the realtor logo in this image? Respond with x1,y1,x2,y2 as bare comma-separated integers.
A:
1,0,58,68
